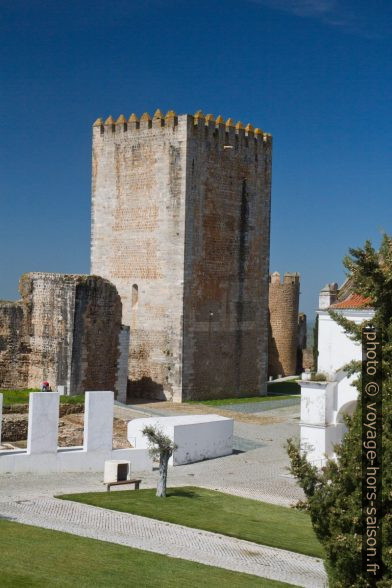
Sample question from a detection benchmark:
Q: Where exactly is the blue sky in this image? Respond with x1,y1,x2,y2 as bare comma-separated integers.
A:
1,0,391,317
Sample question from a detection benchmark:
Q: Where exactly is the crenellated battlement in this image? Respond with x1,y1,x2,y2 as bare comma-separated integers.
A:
93,109,272,146
269,271,300,286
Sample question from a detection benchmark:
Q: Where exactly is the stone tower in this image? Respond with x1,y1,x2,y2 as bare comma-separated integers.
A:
91,110,272,401
268,272,300,377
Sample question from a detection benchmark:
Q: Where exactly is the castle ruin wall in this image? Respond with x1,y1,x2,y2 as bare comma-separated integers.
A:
0,273,124,396
0,301,30,389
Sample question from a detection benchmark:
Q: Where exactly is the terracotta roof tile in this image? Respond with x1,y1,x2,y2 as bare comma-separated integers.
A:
330,293,372,309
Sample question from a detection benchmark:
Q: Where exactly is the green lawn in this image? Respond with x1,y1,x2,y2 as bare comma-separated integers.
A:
267,380,300,396
0,519,294,587
186,380,301,406
60,486,323,559
1,389,85,405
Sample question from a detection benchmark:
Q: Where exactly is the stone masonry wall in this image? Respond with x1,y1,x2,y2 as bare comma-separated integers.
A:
297,312,307,373
21,273,77,391
91,112,188,401
182,115,272,399
268,272,300,377
91,111,272,401
70,276,123,395
115,326,130,403
0,273,123,396
0,301,30,389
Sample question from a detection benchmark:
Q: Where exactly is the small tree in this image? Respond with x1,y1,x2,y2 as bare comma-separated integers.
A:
142,425,177,497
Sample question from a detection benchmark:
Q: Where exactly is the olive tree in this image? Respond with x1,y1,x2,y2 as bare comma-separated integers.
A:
142,425,177,497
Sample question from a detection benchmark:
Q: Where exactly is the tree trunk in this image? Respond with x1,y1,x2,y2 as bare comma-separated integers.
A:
156,451,170,497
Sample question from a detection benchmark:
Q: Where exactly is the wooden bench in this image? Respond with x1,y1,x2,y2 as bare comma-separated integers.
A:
106,478,142,492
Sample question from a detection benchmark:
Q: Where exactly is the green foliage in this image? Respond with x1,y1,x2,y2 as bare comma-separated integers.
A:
1,389,39,404
185,380,300,405
59,486,324,558
142,425,178,497
288,234,392,586
142,425,177,458
1,389,85,405
310,373,327,382
59,394,85,405
0,519,282,587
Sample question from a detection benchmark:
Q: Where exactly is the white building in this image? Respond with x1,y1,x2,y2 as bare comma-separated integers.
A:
300,283,374,465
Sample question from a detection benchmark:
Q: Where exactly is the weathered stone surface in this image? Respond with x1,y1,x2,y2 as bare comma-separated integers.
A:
297,312,308,373
70,276,122,395
91,112,272,401
268,272,300,377
302,348,314,371
0,301,30,389
0,273,123,396
182,118,271,400
115,326,130,403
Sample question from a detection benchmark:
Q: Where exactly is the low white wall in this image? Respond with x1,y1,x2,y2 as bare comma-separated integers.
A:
300,375,359,464
300,381,335,426
0,391,153,474
128,414,234,466
0,447,152,474
0,393,2,441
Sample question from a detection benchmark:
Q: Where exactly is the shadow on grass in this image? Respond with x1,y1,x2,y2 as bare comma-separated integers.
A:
166,489,197,499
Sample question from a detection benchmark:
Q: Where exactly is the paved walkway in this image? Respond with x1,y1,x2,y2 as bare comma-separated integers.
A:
0,497,327,588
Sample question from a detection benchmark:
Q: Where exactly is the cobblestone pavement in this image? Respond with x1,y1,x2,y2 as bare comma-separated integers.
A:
0,497,327,588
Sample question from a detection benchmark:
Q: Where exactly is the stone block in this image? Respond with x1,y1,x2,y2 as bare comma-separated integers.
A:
0,393,2,443
104,459,130,483
128,414,233,465
27,392,59,455
83,391,113,452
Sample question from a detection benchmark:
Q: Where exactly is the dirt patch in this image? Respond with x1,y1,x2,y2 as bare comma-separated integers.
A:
1,413,131,449
130,401,283,425
2,403,84,416
1,414,28,441
57,415,132,448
